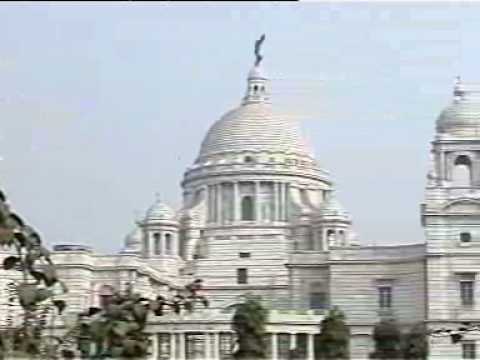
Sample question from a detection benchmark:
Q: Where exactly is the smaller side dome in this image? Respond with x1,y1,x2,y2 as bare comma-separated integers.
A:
144,196,176,223
121,226,142,254
317,192,351,221
436,78,480,137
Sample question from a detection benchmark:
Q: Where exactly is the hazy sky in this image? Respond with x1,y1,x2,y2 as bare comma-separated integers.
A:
0,3,476,252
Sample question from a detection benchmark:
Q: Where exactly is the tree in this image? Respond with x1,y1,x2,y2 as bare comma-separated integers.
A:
232,295,268,360
0,189,68,359
0,188,210,359
72,279,208,359
370,319,402,359
402,322,428,360
315,307,350,359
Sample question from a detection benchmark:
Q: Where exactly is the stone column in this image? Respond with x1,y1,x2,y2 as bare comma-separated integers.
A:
217,184,222,224
307,333,314,360
273,182,279,222
149,233,155,257
179,332,186,360
213,332,220,360
170,333,176,360
279,183,285,221
173,233,178,257
204,332,211,360
284,183,289,220
162,233,167,256
255,181,260,222
271,333,278,360
234,182,240,222
149,334,158,360
440,151,447,180
289,332,297,350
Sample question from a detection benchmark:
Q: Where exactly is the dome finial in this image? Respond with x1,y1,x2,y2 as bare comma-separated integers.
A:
154,192,162,202
254,34,266,67
454,75,465,100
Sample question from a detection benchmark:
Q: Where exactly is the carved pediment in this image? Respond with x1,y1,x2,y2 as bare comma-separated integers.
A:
443,199,480,214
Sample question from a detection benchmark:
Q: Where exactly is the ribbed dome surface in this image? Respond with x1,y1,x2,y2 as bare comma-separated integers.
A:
122,227,142,253
437,90,480,136
198,102,312,160
145,201,175,222
318,194,350,221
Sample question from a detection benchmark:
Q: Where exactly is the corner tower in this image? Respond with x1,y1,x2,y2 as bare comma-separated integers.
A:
422,78,480,357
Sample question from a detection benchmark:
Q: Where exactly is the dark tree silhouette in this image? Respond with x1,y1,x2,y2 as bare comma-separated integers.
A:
232,295,268,360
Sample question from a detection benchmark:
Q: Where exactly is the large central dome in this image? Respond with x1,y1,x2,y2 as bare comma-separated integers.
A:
198,101,313,160
196,65,313,162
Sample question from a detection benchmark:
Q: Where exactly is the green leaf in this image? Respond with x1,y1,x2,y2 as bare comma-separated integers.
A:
133,303,148,324
89,320,109,342
110,346,124,358
112,321,130,337
50,280,68,295
35,288,53,303
184,300,193,312
87,307,102,316
52,299,67,314
29,270,44,283
42,264,58,287
13,232,27,247
61,349,76,359
451,333,463,344
17,283,37,308
197,295,209,308
0,227,14,246
3,256,20,270
6,213,24,229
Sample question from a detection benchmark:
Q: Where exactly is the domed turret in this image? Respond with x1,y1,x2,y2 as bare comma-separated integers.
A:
436,77,480,137
144,196,176,224
120,226,142,254
318,192,351,222
313,191,353,248
139,195,179,259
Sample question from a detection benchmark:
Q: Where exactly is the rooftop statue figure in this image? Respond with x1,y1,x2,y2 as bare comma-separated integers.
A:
254,34,266,66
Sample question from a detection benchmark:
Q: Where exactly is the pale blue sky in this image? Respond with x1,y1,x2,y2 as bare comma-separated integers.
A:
0,3,476,252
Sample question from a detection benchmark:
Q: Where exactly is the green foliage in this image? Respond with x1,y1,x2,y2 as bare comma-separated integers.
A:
0,190,68,359
370,319,402,359
315,307,350,360
75,279,208,359
402,322,428,360
232,294,268,360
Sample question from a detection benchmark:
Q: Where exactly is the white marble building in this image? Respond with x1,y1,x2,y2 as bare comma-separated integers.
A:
3,53,480,359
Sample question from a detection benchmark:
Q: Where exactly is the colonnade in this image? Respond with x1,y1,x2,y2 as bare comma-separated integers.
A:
150,331,316,360
207,181,289,224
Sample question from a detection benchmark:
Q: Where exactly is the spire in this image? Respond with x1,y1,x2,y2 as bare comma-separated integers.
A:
454,75,465,101
242,34,270,105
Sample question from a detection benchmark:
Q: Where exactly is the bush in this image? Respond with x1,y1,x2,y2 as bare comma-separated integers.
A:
370,319,402,359
316,307,350,359
232,295,268,360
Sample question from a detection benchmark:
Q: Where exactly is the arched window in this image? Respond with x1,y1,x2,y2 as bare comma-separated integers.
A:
153,233,161,255
244,156,255,163
241,196,255,221
460,232,472,243
338,230,346,246
309,282,327,310
453,155,472,186
98,285,114,308
165,233,172,255
253,85,258,93
326,229,336,246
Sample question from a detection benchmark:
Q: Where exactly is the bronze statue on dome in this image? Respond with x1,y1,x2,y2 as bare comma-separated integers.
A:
254,34,266,67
